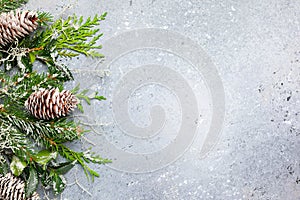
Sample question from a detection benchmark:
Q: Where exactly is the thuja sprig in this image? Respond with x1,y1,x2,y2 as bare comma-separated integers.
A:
21,12,107,80
71,84,106,113
56,145,111,181
42,13,107,58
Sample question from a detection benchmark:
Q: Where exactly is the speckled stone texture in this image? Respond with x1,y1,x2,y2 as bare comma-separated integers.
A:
25,0,300,199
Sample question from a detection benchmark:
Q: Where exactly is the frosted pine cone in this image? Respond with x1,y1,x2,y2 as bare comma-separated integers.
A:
0,173,40,200
0,10,38,46
25,88,79,120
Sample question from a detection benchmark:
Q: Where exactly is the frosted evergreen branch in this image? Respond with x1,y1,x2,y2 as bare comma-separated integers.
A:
0,112,80,147
0,122,28,154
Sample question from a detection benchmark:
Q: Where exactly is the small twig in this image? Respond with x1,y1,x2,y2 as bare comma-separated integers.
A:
36,55,49,62
43,188,51,200
27,46,44,52
66,166,92,196
81,135,96,146
75,179,92,196
70,114,91,120
78,122,105,136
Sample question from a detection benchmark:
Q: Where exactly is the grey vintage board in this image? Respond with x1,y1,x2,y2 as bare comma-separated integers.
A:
25,0,300,199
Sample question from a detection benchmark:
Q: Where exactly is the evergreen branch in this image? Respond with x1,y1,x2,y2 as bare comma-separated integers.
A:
55,144,111,181
0,4,109,195
0,71,63,114
38,12,107,58
0,154,9,174
71,84,106,113
0,0,28,13
0,112,81,147
0,116,35,172
0,41,29,72
0,12,106,80
0,120,29,155
35,55,74,81
37,11,53,26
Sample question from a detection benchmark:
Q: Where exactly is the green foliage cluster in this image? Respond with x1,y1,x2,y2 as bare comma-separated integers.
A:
0,0,110,197
0,0,28,13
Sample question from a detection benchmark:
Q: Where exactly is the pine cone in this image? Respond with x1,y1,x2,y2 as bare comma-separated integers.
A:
0,173,40,200
0,10,38,46
25,88,79,120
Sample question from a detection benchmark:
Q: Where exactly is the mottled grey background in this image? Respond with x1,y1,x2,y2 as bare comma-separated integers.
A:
25,0,300,199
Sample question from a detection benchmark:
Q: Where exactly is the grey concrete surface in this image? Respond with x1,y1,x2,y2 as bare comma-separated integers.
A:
25,0,300,199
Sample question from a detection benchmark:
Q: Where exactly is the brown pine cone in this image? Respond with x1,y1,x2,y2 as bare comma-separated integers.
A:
25,88,79,120
0,10,38,46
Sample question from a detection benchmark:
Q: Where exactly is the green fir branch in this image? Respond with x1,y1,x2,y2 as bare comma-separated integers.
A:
0,0,28,13
0,112,80,146
37,11,53,26
0,119,31,157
